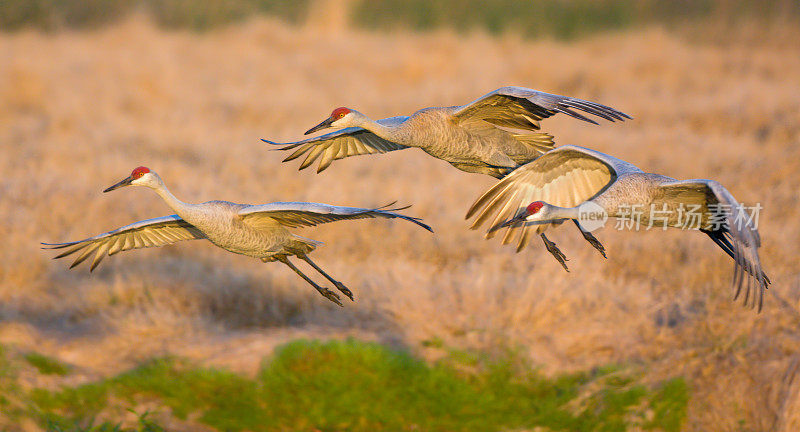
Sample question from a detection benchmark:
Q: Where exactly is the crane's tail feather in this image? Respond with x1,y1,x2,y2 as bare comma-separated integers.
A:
511,132,555,157
288,234,323,256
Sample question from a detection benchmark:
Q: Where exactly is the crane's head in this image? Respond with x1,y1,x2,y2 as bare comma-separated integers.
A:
103,166,158,192
488,201,557,233
305,107,355,135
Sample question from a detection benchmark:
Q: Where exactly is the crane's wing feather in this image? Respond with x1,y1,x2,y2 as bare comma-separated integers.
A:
42,215,206,271
452,86,630,129
239,202,432,232
658,179,769,311
262,116,410,173
466,146,624,251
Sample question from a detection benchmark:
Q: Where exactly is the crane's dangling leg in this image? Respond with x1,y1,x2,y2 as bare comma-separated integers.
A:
276,256,343,307
573,220,607,258
540,233,569,272
299,255,354,301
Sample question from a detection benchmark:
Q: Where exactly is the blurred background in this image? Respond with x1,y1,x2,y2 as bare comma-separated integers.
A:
1,1,799,430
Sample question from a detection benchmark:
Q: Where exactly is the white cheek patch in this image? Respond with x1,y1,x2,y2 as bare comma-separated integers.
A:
134,173,153,185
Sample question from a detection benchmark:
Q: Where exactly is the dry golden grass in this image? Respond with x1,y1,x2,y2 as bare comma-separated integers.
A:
1,16,799,431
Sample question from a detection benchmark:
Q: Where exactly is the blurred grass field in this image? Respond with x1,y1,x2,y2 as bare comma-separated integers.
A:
2,0,798,35
1,1,799,431
2,340,688,431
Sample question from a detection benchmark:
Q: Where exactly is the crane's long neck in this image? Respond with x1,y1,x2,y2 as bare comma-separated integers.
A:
151,180,194,218
546,205,583,221
354,115,412,145
541,202,613,231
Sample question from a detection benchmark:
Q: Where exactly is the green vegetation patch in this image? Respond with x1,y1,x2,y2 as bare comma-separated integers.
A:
40,411,166,432
1,0,797,37
647,377,690,431
17,339,689,431
353,0,638,40
24,352,71,376
0,0,310,31
0,345,25,424
352,0,800,40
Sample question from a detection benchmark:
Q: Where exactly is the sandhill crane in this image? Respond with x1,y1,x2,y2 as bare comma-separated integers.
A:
262,86,630,178
43,166,432,306
264,86,629,268
466,145,770,310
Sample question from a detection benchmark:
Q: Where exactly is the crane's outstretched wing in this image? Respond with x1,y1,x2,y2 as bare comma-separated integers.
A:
42,215,206,271
452,86,630,130
658,179,770,311
262,116,410,173
466,146,637,251
239,202,433,232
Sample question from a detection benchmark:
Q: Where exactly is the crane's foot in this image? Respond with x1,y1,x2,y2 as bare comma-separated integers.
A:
333,281,355,301
572,220,606,258
541,234,569,272
314,286,343,307
298,254,354,302
581,231,607,259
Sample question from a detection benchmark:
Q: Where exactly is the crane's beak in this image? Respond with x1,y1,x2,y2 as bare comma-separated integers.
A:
488,210,528,234
304,117,334,135
488,213,568,233
103,175,133,193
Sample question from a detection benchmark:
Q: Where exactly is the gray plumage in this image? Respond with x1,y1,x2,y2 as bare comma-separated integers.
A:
263,87,630,178
466,145,769,311
43,168,432,306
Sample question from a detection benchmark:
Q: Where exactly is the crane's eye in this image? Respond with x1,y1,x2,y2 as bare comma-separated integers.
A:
130,166,150,179
338,113,345,118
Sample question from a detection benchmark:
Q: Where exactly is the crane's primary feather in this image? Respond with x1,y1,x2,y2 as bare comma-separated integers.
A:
42,215,205,271
238,202,433,233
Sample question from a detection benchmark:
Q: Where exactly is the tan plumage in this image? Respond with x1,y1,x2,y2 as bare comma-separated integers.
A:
467,145,769,311
263,87,629,178
270,116,411,173
467,148,617,250
44,215,206,272
43,167,432,306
